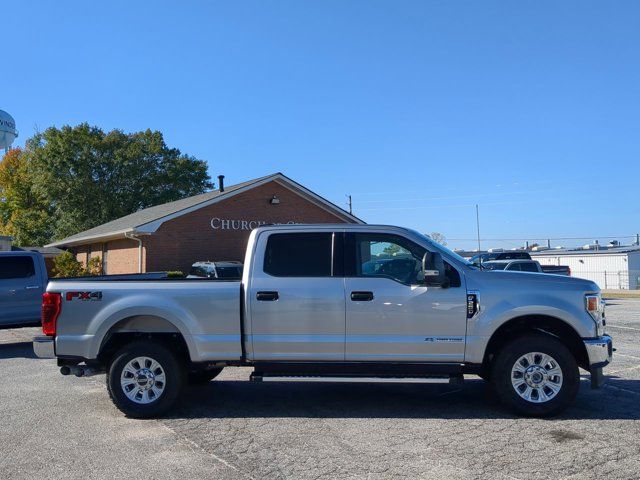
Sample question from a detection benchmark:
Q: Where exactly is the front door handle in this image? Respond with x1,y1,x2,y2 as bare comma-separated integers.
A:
256,291,279,301
351,291,374,301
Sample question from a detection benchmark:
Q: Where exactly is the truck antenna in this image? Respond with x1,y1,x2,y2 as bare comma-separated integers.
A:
475,204,481,253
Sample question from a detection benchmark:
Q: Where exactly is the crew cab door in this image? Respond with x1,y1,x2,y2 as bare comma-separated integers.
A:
0,255,43,326
248,231,346,361
344,233,467,362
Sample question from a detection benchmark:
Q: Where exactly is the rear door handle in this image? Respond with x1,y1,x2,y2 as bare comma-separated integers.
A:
256,291,279,301
351,291,374,301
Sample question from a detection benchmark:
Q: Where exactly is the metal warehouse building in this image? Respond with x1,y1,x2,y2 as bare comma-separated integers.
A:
531,246,640,290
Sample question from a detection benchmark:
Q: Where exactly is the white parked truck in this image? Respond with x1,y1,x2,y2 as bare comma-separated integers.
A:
34,224,613,418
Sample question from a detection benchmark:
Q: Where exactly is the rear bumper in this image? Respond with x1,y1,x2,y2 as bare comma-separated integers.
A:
33,336,55,359
583,334,613,389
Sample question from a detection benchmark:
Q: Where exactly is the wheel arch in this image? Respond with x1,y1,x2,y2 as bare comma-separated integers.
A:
97,315,193,365
483,314,589,373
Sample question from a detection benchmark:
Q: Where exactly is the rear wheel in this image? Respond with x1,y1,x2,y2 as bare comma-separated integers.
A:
491,334,579,417
107,341,186,418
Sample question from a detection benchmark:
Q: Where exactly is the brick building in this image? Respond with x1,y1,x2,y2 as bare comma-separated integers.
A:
46,173,363,274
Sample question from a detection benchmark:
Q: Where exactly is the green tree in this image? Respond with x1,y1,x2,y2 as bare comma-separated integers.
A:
428,232,447,246
0,148,53,246
22,123,212,243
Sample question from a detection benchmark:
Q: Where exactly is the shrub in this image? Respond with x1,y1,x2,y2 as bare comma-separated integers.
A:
166,271,184,278
52,252,85,278
52,252,103,278
86,256,102,276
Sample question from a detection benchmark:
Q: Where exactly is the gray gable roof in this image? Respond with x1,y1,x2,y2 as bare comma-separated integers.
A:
47,173,362,247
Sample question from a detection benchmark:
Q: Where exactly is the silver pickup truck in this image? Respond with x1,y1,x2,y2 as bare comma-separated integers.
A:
34,224,613,418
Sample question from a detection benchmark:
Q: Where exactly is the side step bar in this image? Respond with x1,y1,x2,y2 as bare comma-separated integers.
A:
250,373,463,385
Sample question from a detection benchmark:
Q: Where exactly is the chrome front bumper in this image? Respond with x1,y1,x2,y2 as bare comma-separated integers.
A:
583,334,613,389
584,334,613,368
33,336,55,359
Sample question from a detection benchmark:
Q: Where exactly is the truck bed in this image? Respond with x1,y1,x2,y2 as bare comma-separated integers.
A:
49,278,243,362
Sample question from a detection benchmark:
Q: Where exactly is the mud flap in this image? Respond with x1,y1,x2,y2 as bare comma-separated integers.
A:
590,367,605,389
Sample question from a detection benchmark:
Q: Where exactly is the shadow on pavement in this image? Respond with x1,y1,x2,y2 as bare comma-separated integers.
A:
0,342,37,360
169,377,640,421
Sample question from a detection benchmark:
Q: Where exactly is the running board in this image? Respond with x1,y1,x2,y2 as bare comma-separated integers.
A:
250,373,463,385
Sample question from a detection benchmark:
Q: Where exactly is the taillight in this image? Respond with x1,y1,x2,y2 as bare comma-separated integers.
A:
41,292,61,336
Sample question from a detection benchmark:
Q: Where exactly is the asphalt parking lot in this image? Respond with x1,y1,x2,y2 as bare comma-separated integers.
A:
1,299,639,480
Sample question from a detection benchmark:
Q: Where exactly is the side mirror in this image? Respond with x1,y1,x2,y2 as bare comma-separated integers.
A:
422,251,448,287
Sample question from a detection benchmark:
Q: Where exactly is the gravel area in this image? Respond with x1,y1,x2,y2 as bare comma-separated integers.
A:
1,299,639,479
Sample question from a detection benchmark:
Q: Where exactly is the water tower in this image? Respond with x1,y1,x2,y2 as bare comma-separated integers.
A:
0,109,18,154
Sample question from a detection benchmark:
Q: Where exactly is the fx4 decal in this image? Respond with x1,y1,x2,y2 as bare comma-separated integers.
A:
65,291,103,302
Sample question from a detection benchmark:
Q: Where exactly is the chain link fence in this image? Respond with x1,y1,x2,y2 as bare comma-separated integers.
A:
569,270,640,290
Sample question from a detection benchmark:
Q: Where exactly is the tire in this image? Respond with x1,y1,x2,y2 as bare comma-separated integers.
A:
188,367,224,385
107,341,186,418
490,334,579,417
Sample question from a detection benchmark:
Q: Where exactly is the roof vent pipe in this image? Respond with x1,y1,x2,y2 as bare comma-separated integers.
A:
218,175,225,192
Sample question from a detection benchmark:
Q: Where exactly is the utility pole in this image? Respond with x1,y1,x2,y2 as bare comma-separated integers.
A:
475,204,481,252
346,195,353,215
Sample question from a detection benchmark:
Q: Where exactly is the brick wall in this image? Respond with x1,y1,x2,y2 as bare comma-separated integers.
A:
74,245,90,266
144,180,354,273
103,238,142,274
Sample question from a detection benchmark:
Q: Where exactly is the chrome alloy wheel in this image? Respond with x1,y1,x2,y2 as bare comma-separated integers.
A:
120,356,166,404
511,352,563,403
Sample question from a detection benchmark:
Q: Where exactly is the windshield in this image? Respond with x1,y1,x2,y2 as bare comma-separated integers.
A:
481,262,508,270
189,265,215,277
470,253,497,264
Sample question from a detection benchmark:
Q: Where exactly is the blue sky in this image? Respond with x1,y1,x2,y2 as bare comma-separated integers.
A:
3,1,638,250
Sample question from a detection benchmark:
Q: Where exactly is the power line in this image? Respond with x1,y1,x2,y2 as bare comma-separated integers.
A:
448,235,638,241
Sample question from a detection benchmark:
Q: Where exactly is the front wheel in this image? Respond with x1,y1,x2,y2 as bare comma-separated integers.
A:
107,341,186,418
491,334,579,417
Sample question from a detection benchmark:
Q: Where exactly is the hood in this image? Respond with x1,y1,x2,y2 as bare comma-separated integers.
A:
478,269,599,292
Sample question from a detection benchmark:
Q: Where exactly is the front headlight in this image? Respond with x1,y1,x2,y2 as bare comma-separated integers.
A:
585,294,605,336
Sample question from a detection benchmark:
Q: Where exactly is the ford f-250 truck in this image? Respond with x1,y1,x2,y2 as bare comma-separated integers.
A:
33,224,613,418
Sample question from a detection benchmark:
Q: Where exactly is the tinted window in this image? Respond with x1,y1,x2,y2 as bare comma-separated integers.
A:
216,266,243,279
0,256,36,280
518,262,539,273
483,262,508,270
264,233,332,277
189,266,214,277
